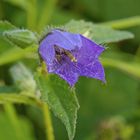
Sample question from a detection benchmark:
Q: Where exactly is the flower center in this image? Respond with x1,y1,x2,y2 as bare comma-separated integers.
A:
63,50,77,62
55,47,77,62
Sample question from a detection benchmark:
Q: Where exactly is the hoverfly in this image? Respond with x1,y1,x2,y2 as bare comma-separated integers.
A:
55,48,77,63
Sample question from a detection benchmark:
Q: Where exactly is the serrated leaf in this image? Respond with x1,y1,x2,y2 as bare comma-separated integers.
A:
65,20,134,44
35,73,79,140
3,29,38,49
0,20,16,36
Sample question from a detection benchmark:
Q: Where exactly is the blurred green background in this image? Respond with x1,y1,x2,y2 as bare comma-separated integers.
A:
0,0,140,140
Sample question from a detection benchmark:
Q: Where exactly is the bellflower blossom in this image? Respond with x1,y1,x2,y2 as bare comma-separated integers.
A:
39,29,105,86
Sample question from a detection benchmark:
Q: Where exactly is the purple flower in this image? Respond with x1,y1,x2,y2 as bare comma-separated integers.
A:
39,29,105,86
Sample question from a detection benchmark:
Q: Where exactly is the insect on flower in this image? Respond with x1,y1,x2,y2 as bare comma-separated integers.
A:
55,48,77,63
39,29,105,86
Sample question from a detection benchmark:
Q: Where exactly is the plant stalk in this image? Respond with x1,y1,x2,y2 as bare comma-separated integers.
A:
101,16,140,29
42,103,55,140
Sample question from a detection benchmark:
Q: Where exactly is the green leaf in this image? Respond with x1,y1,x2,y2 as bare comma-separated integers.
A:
65,20,134,44
3,29,38,49
35,72,79,140
0,20,16,35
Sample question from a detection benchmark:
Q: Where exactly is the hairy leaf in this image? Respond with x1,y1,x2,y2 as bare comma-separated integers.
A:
35,72,79,140
65,20,134,44
3,29,38,49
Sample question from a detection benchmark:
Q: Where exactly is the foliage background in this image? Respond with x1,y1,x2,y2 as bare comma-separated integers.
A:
0,0,140,140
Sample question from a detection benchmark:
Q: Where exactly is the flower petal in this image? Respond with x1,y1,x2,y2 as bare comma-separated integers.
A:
39,37,55,64
78,60,105,82
53,57,80,86
78,35,104,60
72,35,105,82
46,30,82,50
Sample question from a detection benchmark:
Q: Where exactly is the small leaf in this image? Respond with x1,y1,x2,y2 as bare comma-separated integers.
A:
3,29,38,49
35,72,79,140
0,20,16,36
65,20,134,44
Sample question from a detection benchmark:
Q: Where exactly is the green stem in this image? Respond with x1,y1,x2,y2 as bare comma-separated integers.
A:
0,93,41,106
1,95,55,140
42,103,55,140
26,0,37,30
101,57,140,78
0,45,38,66
100,16,140,29
4,103,24,140
37,0,57,31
